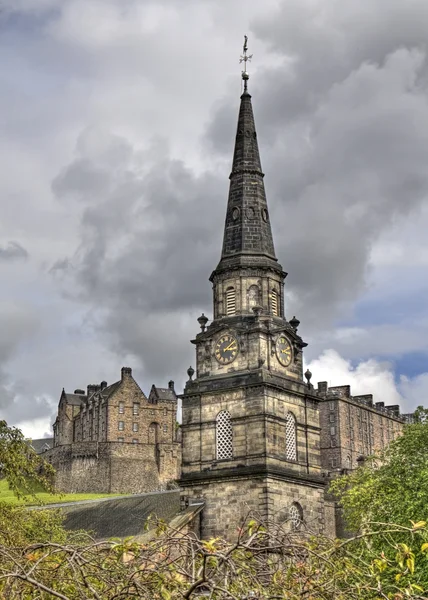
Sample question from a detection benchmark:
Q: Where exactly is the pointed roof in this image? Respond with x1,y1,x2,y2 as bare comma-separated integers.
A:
212,86,281,277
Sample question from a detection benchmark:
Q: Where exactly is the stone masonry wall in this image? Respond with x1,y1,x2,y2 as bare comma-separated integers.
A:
182,475,326,540
107,371,177,446
47,441,180,494
318,384,404,471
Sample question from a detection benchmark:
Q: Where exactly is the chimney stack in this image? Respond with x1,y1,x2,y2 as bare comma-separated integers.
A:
121,367,132,380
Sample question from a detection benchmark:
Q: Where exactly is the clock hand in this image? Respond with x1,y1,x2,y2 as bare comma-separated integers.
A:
224,342,237,352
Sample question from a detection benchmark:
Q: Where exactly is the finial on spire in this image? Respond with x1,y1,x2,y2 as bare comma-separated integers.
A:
239,34,253,92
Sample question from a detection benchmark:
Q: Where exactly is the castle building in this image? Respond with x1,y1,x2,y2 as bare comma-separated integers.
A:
48,366,180,494
317,382,406,472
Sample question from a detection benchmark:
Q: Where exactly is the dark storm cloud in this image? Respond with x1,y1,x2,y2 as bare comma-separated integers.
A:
52,128,227,381
204,1,428,335
0,241,28,261
51,0,428,387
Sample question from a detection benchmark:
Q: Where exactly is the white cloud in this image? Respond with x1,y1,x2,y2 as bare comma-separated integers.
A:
306,349,428,413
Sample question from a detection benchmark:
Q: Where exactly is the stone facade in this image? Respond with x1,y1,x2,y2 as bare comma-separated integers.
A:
48,367,180,494
317,382,405,471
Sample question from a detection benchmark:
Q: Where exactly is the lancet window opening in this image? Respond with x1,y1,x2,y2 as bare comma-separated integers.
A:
216,410,233,460
285,412,297,461
226,287,236,316
271,289,279,316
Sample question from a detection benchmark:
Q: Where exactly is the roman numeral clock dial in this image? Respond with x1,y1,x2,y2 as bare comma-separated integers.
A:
214,334,239,365
276,335,293,367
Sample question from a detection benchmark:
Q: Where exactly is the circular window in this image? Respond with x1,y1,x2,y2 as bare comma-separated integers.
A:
261,208,269,222
232,207,240,221
246,206,255,219
289,503,303,530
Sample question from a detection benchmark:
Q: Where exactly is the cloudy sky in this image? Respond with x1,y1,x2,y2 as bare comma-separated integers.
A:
1,0,428,439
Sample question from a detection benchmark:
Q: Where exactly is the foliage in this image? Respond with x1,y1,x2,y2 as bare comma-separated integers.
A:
329,408,428,530
0,516,427,599
0,503,68,546
0,420,54,499
329,409,428,592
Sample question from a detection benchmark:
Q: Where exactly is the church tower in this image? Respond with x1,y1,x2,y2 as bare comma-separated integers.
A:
180,39,326,539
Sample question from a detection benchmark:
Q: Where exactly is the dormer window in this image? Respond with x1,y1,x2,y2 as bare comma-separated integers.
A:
226,287,236,316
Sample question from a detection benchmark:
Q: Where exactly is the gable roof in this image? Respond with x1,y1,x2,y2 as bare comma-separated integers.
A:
29,438,54,454
149,385,177,403
100,380,121,399
64,393,86,406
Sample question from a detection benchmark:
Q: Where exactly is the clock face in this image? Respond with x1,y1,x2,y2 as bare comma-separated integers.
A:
215,334,239,365
276,335,292,366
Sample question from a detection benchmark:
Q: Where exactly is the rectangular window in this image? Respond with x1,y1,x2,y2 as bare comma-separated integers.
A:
163,408,167,416
133,403,139,416
329,401,335,411
132,438,138,444
329,414,335,422
118,421,124,431
330,426,336,436
163,424,167,433
118,437,124,443
132,422,138,432
118,402,124,414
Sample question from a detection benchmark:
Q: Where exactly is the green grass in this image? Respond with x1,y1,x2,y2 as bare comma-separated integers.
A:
0,479,124,506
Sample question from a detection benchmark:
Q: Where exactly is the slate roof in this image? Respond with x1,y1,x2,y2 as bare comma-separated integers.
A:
41,490,182,540
100,380,121,399
153,386,176,402
64,393,86,406
29,438,54,454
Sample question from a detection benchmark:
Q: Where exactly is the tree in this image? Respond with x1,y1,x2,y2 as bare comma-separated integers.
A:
330,408,428,530
0,419,54,499
0,515,427,598
330,408,428,591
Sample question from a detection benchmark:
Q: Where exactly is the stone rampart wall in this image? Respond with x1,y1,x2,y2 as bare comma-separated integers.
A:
47,441,181,494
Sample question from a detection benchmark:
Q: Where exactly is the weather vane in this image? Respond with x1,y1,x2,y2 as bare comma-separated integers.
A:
239,34,253,91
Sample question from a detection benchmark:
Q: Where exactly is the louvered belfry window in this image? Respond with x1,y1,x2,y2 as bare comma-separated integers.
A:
226,287,236,316
285,412,297,461
271,290,279,316
216,410,233,460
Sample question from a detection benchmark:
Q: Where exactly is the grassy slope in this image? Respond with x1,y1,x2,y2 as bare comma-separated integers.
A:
0,479,123,506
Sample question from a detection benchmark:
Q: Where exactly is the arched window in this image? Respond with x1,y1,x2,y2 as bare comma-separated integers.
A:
247,285,260,310
346,455,351,469
271,290,279,316
285,412,297,461
289,502,303,530
216,410,233,460
226,287,236,315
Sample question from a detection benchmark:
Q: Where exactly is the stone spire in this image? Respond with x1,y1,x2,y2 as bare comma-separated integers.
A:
214,39,278,275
